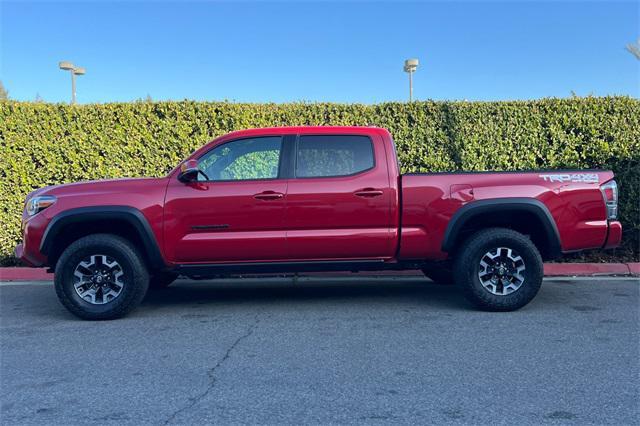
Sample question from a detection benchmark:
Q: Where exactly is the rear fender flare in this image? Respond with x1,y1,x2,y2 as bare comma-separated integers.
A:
441,198,562,258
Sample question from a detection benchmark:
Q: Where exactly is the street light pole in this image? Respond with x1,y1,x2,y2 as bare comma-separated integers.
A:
59,61,86,105
409,70,413,102
71,71,76,104
403,58,419,102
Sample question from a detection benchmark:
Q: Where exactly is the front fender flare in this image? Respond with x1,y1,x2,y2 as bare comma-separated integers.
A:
40,206,165,270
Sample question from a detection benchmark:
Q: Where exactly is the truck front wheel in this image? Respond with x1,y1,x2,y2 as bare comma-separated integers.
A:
54,234,149,320
453,228,543,311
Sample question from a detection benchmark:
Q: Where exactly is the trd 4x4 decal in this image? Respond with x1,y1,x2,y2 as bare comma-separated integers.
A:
539,173,599,183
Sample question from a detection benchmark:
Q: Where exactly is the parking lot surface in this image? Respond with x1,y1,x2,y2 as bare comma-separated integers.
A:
1,276,638,425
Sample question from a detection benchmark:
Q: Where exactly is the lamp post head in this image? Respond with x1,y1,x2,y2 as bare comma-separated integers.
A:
59,61,86,75
59,61,75,71
404,58,419,73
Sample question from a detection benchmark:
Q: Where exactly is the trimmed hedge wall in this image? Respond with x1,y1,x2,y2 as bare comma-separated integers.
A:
1,97,638,265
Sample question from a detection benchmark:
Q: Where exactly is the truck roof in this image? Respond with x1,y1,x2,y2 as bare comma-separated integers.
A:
220,126,388,139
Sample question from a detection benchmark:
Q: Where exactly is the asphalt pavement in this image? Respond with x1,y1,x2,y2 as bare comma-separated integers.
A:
1,276,638,425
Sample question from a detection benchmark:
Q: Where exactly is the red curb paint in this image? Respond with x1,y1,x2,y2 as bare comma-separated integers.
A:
627,263,640,276
0,267,53,282
543,263,631,276
1,263,638,282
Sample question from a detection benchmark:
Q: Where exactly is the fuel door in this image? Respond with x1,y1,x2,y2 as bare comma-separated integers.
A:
450,184,474,202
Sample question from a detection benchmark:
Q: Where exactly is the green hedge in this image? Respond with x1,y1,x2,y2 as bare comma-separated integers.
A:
1,97,638,265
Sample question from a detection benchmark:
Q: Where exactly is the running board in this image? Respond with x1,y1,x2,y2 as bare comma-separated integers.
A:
175,259,396,278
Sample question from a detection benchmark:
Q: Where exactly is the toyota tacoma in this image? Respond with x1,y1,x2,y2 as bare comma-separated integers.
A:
15,126,622,319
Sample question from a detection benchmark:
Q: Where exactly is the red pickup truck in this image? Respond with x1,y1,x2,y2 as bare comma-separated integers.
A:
16,126,621,319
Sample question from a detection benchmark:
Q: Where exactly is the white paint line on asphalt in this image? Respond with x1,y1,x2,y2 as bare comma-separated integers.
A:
0,276,638,286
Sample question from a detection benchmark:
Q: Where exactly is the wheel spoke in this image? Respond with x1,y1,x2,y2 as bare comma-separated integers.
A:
78,288,97,304
103,288,119,301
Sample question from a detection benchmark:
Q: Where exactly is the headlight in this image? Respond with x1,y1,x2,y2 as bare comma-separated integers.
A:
26,195,57,216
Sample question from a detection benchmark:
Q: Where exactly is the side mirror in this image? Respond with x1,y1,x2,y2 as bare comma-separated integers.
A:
178,159,200,183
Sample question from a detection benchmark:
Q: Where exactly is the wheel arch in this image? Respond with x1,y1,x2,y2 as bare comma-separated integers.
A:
441,198,562,260
41,206,166,271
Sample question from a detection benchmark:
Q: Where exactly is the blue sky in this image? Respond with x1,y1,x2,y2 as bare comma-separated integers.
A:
1,1,638,103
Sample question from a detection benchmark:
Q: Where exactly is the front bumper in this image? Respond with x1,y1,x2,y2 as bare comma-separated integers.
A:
14,214,49,267
14,242,41,267
14,243,26,264
604,221,622,249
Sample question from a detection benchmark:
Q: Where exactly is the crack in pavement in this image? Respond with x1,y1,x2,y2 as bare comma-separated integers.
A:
163,315,261,425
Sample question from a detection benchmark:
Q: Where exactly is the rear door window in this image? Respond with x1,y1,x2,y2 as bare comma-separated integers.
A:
295,135,374,178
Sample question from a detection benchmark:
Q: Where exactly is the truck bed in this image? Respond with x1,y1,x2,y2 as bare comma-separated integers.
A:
398,170,614,261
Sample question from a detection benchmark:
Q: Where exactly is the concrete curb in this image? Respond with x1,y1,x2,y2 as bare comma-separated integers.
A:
0,263,638,282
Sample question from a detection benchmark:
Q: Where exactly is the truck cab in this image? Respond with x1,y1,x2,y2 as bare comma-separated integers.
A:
163,127,399,266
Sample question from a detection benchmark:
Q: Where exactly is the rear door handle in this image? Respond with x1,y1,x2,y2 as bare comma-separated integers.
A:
354,188,384,198
254,191,284,200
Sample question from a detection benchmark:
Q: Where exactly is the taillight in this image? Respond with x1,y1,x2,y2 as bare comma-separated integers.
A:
600,180,618,220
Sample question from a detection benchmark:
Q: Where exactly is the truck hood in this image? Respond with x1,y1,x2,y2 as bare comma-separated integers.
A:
26,177,168,201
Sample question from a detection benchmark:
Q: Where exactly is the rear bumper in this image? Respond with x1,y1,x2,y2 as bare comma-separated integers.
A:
604,221,622,249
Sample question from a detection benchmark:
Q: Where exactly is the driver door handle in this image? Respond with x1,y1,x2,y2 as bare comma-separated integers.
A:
254,191,284,200
354,188,384,198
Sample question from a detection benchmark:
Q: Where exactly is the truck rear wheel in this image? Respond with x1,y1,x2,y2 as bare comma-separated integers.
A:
453,228,543,311
54,234,149,320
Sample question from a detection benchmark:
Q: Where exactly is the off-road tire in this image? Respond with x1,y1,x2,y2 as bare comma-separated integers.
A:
54,234,149,320
148,272,179,290
453,228,543,311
